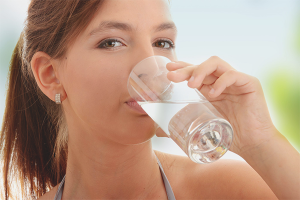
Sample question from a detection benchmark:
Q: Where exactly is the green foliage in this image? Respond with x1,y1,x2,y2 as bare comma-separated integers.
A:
267,69,300,151
267,7,300,152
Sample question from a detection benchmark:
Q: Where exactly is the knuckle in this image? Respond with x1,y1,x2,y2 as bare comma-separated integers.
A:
225,69,237,77
251,76,261,84
210,55,220,60
193,68,204,78
248,76,262,89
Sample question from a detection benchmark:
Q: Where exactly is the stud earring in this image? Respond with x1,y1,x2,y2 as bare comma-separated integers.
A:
55,94,61,104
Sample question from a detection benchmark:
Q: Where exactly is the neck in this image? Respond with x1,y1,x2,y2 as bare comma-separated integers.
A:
62,134,166,199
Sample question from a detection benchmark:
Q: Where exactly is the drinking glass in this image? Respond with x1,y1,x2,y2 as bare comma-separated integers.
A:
127,56,233,163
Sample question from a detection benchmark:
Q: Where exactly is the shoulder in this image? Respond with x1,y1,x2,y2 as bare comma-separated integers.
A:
154,150,277,199
36,184,59,200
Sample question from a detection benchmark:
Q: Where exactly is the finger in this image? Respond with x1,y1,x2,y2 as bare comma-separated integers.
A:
206,56,234,77
167,65,195,83
167,63,218,85
208,70,252,98
166,61,191,71
198,84,228,102
155,127,169,137
202,74,218,85
188,56,234,89
166,62,187,71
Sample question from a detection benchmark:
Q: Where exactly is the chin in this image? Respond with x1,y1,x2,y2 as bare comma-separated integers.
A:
123,132,156,145
108,115,157,145
113,122,157,145
119,127,157,145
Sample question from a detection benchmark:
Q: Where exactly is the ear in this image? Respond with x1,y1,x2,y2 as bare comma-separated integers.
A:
30,51,67,103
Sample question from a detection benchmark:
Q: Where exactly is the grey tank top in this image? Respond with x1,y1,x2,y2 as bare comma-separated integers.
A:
54,157,176,200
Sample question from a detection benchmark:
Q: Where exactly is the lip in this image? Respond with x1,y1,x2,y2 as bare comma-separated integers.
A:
125,99,148,115
126,97,143,102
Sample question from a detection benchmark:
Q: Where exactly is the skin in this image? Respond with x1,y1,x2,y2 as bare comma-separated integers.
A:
30,0,299,199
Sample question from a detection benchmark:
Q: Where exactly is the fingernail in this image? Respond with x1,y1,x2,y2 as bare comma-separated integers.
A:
189,76,194,82
169,61,180,65
209,88,215,94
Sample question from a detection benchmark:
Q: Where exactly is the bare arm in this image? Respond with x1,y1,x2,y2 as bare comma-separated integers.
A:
241,131,300,199
166,57,300,199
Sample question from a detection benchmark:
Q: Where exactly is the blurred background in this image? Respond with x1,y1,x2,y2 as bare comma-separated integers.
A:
153,0,300,160
0,0,299,163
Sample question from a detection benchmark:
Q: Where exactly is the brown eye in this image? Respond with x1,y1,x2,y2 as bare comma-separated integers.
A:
155,41,167,48
153,39,174,50
104,41,116,48
98,39,123,49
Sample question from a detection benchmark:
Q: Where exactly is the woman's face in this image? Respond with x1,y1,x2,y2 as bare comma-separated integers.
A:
59,0,177,145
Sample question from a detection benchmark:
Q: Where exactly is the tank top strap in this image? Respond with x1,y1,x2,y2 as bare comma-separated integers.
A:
53,175,65,200
53,157,176,200
156,155,177,200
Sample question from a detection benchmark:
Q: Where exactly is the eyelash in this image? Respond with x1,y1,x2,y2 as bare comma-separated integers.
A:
97,38,175,50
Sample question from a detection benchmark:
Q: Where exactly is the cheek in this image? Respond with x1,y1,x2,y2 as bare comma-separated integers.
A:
62,48,158,144
64,56,125,125
65,59,157,144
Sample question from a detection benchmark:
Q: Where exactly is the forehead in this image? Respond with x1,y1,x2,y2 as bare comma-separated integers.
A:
84,0,173,35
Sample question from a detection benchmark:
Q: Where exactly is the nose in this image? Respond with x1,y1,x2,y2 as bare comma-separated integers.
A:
127,38,177,76
131,41,177,68
132,42,156,67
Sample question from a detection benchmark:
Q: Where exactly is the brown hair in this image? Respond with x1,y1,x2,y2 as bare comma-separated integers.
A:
0,0,103,199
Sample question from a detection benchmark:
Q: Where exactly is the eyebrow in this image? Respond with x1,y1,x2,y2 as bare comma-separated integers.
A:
89,21,177,36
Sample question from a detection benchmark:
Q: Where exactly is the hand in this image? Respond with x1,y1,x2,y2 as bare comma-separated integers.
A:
166,56,278,156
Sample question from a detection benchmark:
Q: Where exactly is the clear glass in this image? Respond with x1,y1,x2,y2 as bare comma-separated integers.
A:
127,56,233,164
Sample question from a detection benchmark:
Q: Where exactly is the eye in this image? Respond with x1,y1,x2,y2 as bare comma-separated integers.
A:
97,38,175,50
98,39,124,49
153,39,175,50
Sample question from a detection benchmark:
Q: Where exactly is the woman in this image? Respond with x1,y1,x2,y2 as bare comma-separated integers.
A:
1,0,299,199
